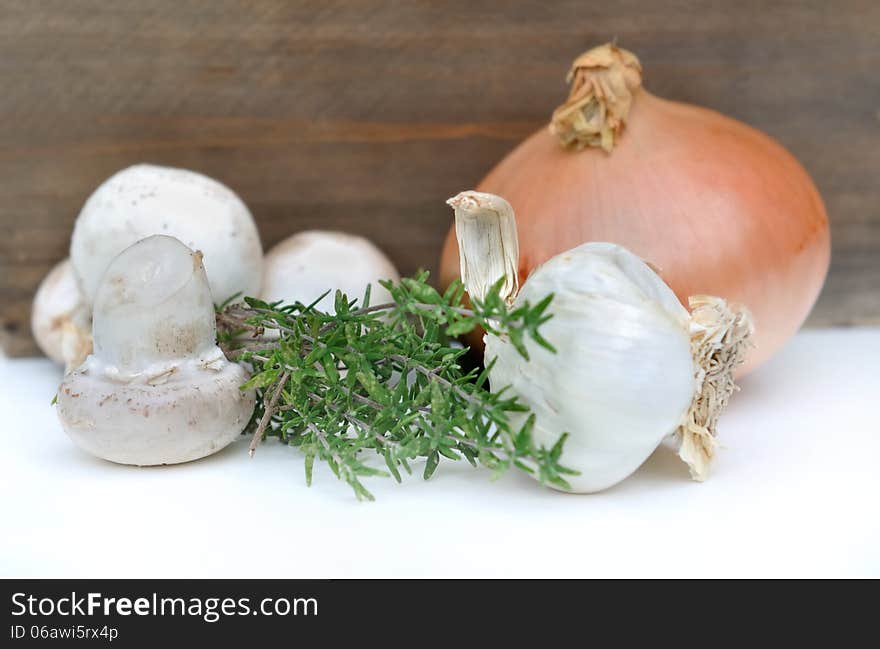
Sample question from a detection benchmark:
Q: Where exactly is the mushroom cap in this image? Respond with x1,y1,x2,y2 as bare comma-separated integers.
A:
57,361,254,466
261,230,400,312
30,258,92,367
70,164,263,307
57,235,255,465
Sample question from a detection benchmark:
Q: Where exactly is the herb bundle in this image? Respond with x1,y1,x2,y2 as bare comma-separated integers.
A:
216,273,575,500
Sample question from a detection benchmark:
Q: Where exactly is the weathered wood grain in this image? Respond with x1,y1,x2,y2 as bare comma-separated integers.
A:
2,0,878,356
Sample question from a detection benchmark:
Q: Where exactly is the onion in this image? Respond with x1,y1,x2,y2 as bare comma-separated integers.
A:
440,43,830,374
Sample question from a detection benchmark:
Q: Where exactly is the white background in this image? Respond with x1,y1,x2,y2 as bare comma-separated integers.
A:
2,328,878,578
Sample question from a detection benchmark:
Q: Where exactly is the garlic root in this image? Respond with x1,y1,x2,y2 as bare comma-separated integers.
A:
677,296,754,481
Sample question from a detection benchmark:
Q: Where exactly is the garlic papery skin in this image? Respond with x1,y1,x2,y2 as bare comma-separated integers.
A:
261,231,400,312
447,192,519,305
70,164,263,308
30,258,92,370
57,235,255,466
486,243,696,492
450,191,752,493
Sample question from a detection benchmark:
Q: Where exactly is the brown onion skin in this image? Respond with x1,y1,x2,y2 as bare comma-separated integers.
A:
440,91,830,375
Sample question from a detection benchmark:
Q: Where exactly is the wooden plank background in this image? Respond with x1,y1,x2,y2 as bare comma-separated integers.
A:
2,0,878,356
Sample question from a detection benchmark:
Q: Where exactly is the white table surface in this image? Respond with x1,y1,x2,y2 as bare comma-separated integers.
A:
2,327,878,578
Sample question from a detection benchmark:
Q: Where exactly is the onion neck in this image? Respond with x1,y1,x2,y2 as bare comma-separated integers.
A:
677,296,754,481
446,191,520,305
549,43,643,152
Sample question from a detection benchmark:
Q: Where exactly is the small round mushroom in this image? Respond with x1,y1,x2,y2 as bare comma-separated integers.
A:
30,258,92,370
261,231,400,312
57,235,255,466
70,164,263,308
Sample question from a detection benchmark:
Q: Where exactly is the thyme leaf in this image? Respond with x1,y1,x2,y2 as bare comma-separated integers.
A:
217,273,574,500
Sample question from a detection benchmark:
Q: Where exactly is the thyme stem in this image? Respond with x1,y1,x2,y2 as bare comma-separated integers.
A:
217,273,572,499
248,371,289,457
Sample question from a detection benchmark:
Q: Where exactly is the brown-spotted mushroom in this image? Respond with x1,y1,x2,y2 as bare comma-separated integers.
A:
71,163,263,309
30,258,92,371
57,235,255,465
261,231,399,311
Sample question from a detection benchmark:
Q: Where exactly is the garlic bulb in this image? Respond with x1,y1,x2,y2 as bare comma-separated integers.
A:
261,231,399,312
448,191,753,492
57,235,255,466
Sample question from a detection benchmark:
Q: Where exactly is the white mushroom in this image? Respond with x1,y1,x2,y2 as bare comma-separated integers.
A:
57,235,255,466
261,231,400,312
70,163,263,308
30,258,92,370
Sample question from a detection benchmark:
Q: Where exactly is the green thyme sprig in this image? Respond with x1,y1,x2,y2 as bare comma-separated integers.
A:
216,272,575,500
